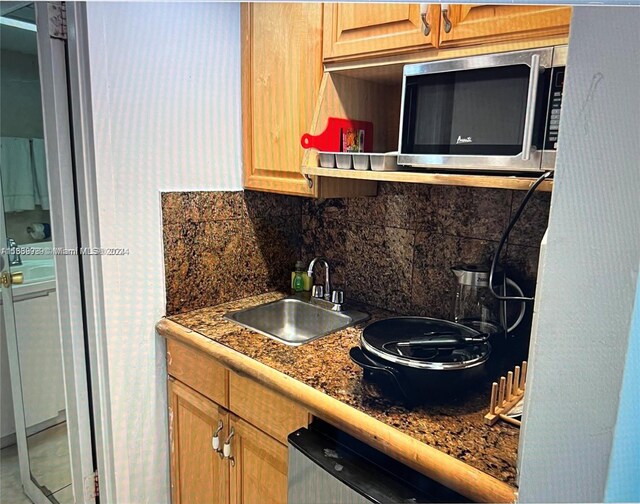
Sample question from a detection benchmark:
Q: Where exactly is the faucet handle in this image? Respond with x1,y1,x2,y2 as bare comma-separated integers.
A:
311,285,324,299
331,290,344,305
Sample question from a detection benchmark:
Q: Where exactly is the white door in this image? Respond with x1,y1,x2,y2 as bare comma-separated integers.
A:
0,3,96,503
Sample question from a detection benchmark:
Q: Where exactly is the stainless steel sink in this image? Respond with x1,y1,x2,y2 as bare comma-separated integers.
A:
224,297,369,346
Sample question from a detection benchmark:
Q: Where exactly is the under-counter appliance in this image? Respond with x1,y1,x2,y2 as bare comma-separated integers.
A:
398,46,566,172
288,420,469,503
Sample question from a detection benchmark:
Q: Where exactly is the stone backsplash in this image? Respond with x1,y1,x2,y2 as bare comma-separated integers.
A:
161,191,302,315
162,184,550,320
302,183,550,320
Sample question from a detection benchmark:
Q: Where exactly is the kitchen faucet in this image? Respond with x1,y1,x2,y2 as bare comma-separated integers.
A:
307,257,331,301
7,238,22,266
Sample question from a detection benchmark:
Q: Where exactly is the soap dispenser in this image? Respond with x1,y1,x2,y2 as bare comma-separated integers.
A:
291,261,312,293
291,261,306,293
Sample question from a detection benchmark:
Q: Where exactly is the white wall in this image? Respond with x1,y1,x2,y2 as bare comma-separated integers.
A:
518,7,640,502
85,3,242,502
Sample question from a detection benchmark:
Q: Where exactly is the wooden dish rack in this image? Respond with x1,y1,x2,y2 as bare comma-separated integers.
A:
485,361,527,427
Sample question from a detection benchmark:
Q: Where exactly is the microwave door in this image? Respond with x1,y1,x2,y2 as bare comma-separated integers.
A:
398,48,553,172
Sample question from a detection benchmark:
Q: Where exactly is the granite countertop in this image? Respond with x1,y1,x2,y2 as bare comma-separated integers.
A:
168,291,520,488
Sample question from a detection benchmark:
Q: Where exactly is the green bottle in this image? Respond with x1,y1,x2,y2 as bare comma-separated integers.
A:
292,261,305,293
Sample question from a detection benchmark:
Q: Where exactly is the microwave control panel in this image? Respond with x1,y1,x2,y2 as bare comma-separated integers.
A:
545,67,565,150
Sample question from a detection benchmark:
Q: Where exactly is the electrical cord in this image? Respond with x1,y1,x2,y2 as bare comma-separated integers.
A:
489,170,554,302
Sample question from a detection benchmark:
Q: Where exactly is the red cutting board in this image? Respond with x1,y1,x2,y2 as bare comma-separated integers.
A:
301,117,374,152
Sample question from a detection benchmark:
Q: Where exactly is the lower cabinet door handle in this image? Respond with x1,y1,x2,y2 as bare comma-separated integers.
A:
212,420,224,456
223,427,235,466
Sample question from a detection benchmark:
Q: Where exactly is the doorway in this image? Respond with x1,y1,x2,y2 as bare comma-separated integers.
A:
0,3,97,503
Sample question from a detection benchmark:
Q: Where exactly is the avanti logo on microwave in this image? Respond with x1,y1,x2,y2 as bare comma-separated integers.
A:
456,136,473,144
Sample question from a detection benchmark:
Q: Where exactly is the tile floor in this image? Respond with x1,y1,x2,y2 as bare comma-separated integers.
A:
0,422,72,503
0,443,29,504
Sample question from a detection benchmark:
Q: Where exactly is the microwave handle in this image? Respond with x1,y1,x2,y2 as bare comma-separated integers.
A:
522,54,541,161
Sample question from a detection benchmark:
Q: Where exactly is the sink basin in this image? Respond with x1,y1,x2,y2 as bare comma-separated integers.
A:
224,297,369,346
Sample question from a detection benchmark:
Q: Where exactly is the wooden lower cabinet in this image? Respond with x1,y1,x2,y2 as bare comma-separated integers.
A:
169,379,229,504
167,339,228,407
168,362,309,504
229,415,289,504
229,373,309,445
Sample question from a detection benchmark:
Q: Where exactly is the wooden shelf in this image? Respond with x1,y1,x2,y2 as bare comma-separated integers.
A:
302,165,553,192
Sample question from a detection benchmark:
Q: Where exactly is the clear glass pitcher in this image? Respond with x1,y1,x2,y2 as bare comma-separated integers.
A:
451,264,526,335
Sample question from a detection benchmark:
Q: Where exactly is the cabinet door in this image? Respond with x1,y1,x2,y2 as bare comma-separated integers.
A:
438,4,571,48
228,415,289,504
241,3,321,196
323,3,440,61
169,379,229,504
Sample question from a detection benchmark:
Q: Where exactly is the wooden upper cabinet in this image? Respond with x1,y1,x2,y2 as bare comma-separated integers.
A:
241,3,321,196
169,379,229,504
323,3,440,61
229,415,289,504
438,4,572,48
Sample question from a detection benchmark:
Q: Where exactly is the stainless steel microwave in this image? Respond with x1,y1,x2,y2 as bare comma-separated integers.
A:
398,46,566,172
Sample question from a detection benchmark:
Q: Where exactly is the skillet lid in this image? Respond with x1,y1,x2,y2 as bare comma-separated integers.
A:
361,317,491,370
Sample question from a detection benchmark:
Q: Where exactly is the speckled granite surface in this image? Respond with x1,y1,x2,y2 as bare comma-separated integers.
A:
301,184,550,321
169,291,520,487
162,187,550,322
162,191,303,315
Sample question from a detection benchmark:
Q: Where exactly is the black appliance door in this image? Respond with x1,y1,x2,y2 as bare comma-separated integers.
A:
405,65,531,155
